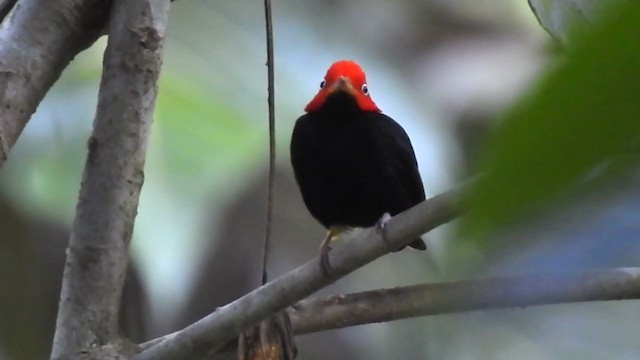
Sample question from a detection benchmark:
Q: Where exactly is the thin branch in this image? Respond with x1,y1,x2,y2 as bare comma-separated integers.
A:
133,180,471,360
0,0,110,167
290,267,640,334
261,0,275,285
50,0,170,358
141,266,640,357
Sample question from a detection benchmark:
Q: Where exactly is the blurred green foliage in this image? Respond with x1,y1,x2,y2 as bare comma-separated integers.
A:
462,0,640,240
153,73,263,196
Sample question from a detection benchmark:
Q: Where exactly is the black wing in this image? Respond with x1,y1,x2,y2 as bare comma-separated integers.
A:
376,114,427,251
377,114,426,207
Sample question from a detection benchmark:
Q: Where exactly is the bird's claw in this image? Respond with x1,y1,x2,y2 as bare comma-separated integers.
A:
376,212,392,244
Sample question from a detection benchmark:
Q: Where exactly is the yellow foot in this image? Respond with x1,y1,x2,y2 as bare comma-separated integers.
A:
318,225,351,277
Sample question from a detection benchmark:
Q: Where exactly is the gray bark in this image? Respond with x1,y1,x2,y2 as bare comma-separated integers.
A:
50,0,170,358
140,267,640,356
0,0,109,167
290,267,640,334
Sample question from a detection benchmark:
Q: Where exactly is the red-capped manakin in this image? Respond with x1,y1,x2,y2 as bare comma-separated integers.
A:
290,60,427,275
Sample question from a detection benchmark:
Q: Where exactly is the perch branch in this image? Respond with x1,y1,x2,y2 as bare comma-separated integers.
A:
50,0,170,358
133,181,471,360
0,0,110,167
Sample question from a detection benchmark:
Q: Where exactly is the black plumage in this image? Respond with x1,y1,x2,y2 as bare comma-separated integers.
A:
291,90,426,251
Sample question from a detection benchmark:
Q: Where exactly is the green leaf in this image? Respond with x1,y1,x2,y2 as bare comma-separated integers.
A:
462,0,640,239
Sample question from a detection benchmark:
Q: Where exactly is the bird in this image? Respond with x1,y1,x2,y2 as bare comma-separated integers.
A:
290,60,427,275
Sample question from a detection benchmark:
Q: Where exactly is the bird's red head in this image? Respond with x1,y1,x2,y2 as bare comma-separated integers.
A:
304,60,380,113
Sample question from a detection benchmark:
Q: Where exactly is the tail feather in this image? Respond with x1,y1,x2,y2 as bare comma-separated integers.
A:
408,238,427,250
392,237,427,252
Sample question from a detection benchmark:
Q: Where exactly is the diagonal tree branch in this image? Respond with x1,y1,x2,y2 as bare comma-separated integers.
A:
132,181,471,360
0,0,112,168
290,267,640,334
50,0,170,358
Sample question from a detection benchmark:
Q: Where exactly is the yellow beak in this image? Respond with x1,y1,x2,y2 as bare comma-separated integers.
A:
328,76,356,95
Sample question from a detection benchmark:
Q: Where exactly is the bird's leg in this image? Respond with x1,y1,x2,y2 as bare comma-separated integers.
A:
319,232,333,277
319,226,349,277
375,212,392,244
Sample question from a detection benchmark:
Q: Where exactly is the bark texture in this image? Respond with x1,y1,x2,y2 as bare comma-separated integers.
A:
0,0,109,166
141,266,640,357
50,0,170,358
290,267,640,334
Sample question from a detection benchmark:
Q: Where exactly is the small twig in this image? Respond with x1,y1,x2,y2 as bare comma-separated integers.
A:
261,0,276,286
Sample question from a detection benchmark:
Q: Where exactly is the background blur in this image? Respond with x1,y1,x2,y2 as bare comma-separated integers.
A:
2,0,640,359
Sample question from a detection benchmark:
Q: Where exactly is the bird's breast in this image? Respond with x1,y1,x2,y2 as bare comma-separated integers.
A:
296,116,395,198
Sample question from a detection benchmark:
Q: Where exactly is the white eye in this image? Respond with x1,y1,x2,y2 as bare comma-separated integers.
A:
362,84,369,95
319,80,326,89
